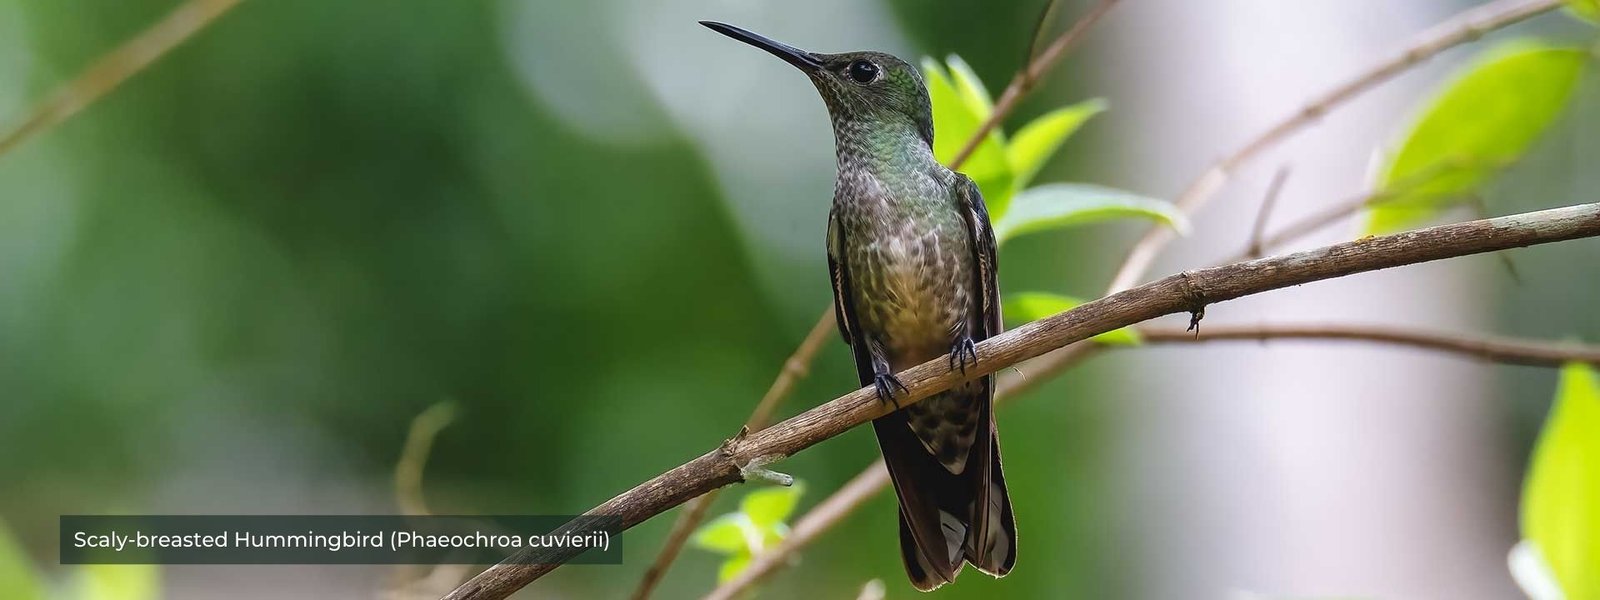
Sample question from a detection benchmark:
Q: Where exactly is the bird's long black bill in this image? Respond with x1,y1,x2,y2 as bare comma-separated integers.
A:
699,21,824,72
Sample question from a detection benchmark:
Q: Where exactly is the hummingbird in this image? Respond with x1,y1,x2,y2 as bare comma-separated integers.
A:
702,22,1016,591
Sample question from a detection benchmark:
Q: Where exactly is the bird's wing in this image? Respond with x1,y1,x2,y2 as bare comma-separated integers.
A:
953,173,1016,577
827,211,871,374
955,173,1001,338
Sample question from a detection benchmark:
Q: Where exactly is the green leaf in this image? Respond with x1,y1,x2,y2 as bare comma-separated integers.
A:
993,183,1187,245
717,552,753,583
739,482,804,529
922,58,1014,215
1367,43,1588,234
943,55,993,117
74,564,160,600
1567,0,1599,23
1001,292,1140,345
1007,99,1107,190
0,522,42,600
691,513,753,555
1522,362,1600,598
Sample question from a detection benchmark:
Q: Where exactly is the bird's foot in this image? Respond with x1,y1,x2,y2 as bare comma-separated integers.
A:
948,336,978,374
873,373,908,409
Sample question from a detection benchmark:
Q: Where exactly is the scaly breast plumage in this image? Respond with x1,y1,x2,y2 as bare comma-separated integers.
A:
849,224,973,363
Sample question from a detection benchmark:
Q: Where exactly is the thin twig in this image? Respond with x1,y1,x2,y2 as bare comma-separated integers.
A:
0,0,244,160
1235,158,1513,262
443,202,1600,600
1024,0,1064,68
1105,0,1564,293
1247,166,1293,259
388,402,467,600
629,1,1125,592
396,402,458,516
1140,324,1600,366
628,311,835,600
700,316,1600,597
947,0,1122,170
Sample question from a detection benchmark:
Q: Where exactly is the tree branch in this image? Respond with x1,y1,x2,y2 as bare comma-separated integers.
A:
0,0,244,160
1105,0,1563,293
444,203,1600,600
1246,166,1293,259
701,319,1600,598
947,0,1122,169
1140,324,1600,366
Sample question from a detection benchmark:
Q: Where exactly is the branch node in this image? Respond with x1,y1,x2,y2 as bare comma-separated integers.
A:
719,425,751,457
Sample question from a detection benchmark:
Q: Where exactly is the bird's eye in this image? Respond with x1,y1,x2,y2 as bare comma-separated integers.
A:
847,60,880,83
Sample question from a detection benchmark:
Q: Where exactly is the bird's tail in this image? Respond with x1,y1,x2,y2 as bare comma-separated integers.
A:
872,382,1015,591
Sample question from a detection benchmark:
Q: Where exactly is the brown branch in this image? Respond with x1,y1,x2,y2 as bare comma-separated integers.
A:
628,2,1125,591
443,203,1600,600
627,310,835,600
1230,158,1513,263
0,0,244,160
701,317,1600,597
947,0,1121,170
1247,166,1293,259
1105,0,1564,293
1140,324,1600,366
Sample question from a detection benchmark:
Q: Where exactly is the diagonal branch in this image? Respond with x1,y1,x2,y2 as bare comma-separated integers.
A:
702,320,1600,598
1105,0,1564,293
443,203,1600,600
0,0,244,160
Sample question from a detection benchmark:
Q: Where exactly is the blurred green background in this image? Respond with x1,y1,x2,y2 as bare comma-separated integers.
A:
0,0,1596,598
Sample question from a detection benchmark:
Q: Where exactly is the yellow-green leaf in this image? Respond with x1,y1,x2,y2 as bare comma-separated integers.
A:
1008,99,1107,191
943,55,993,117
74,564,160,600
1367,43,1587,234
994,183,1187,245
691,513,753,555
1522,362,1600,598
717,552,753,583
0,522,42,600
740,482,804,529
922,58,1013,214
1567,0,1599,23
1001,292,1140,345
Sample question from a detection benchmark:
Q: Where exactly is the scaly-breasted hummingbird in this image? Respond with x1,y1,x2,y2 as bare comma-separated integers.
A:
702,21,1016,591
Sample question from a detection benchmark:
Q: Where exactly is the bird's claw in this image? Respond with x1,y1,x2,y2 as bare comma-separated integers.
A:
948,336,978,374
873,373,908,408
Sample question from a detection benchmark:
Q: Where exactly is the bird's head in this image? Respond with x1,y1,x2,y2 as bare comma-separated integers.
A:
701,21,934,148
